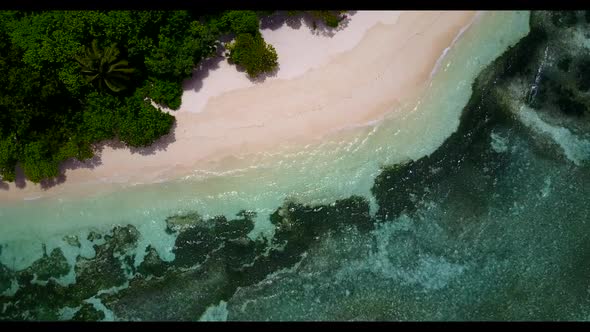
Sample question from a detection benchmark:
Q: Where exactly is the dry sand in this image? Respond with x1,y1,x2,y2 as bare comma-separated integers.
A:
0,11,478,202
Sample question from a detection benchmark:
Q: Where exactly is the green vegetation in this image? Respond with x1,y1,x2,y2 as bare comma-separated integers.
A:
218,10,260,35
75,40,135,93
218,10,279,77
0,10,347,184
287,10,346,28
309,11,345,28
226,33,278,77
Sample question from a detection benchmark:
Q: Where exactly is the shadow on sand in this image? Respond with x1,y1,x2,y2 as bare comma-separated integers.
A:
128,120,178,156
184,11,356,90
231,61,281,84
259,11,356,38
183,39,229,94
14,167,26,189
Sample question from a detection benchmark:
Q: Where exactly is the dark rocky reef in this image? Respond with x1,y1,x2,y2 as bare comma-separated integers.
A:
1,225,141,320
0,194,373,320
71,303,105,321
373,10,590,224
169,211,255,268
98,196,372,320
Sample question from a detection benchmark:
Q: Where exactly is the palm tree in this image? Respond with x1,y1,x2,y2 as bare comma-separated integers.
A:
75,40,135,93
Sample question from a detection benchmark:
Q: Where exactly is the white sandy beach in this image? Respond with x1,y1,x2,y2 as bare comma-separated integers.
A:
0,11,477,202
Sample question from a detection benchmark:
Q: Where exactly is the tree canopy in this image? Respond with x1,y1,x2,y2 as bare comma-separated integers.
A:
75,40,136,93
226,33,278,77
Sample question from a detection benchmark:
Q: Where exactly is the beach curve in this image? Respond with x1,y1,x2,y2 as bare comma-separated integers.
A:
0,11,477,202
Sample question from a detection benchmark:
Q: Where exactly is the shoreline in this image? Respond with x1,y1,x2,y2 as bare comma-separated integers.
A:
0,11,478,203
